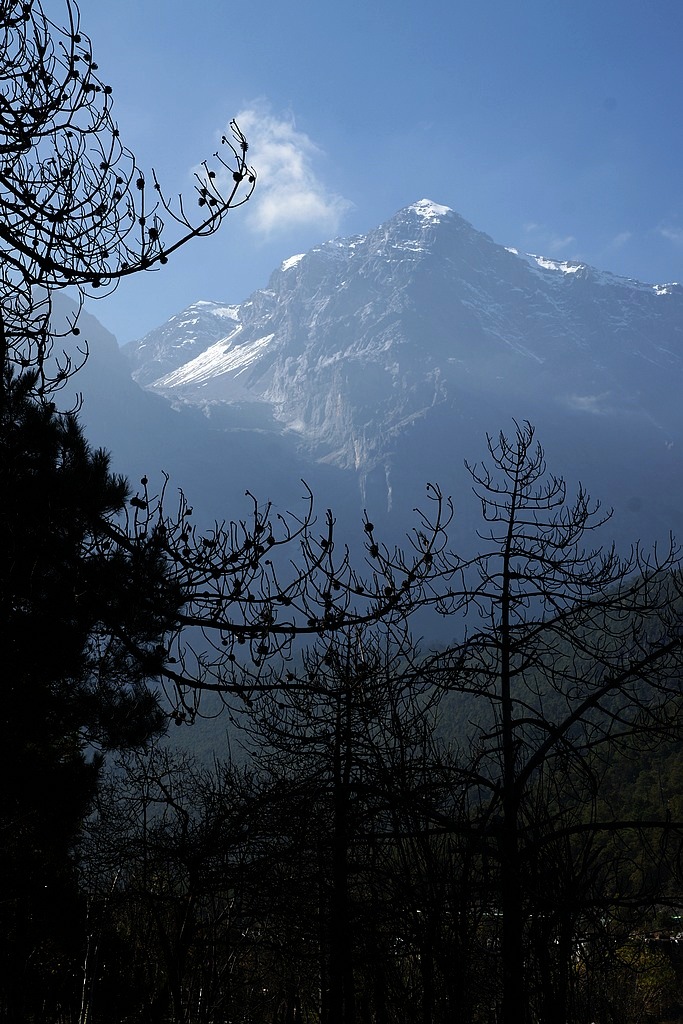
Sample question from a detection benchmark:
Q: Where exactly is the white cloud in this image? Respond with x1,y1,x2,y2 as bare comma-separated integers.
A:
232,102,352,236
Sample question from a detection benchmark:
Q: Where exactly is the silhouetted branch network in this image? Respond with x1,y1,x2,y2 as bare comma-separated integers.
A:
392,421,683,1024
97,476,455,721
0,0,255,393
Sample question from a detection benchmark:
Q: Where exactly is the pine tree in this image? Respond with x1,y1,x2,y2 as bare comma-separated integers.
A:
0,364,180,1018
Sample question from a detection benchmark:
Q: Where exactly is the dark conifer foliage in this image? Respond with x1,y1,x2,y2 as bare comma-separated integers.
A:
0,0,253,1015
0,364,182,1018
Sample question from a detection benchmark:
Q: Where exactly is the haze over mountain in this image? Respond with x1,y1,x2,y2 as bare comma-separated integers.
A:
119,199,683,549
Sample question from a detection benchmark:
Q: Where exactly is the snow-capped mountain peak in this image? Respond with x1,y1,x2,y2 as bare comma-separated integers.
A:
123,201,683,501
409,198,453,221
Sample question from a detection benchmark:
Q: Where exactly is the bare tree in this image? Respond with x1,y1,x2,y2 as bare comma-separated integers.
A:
82,745,274,1024
0,0,255,394
101,476,455,722
71,423,683,1024
241,620,447,1024
422,422,683,1024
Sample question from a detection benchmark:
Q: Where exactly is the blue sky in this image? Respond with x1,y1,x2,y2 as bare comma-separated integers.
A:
66,0,683,343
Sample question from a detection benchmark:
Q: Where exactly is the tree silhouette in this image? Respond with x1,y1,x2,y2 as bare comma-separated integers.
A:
82,745,269,1024
0,2,258,1014
243,623,444,1024
48,420,683,1023
423,422,683,1024
107,475,454,724
0,364,188,1018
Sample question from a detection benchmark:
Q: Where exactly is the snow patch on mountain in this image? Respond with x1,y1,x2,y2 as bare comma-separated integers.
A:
212,304,242,319
154,331,277,389
530,255,583,275
281,253,305,272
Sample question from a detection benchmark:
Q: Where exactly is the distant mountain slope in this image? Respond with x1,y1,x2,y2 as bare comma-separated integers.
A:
121,200,683,546
54,300,356,533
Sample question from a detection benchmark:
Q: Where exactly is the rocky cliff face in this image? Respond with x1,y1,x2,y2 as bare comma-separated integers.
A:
122,199,683,541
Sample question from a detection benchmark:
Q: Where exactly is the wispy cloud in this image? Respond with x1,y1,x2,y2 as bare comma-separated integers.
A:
566,392,612,416
659,224,683,246
547,234,576,254
232,102,352,236
522,222,577,256
610,230,632,249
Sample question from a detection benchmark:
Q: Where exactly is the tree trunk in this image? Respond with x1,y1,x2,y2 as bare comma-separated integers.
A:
328,687,355,1024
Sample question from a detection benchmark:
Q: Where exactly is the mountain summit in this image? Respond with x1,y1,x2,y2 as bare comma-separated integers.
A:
123,201,683,532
